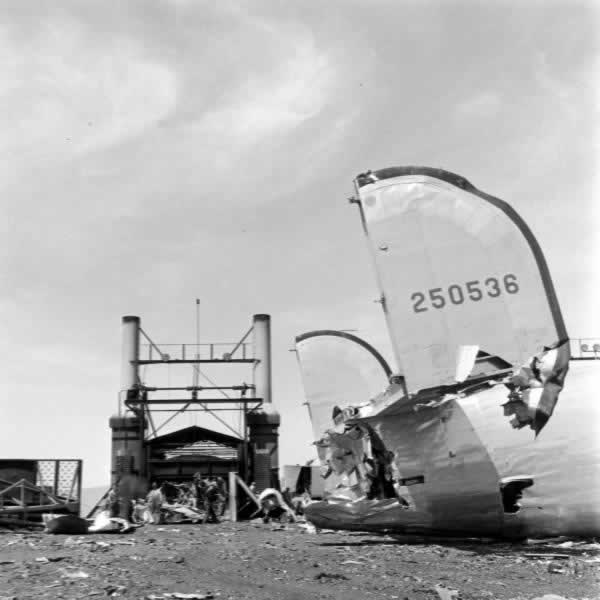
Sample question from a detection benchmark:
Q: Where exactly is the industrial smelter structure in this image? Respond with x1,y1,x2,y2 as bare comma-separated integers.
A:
108,313,280,499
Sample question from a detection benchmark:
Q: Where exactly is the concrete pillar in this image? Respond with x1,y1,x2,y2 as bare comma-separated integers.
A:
109,414,147,517
247,411,280,492
248,314,280,491
121,316,140,397
109,414,146,484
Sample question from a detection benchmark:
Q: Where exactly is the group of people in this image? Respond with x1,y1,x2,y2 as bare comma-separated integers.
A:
192,474,227,523
103,474,229,525
103,476,313,526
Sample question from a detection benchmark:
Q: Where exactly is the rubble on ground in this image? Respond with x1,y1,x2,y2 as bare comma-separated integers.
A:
1,522,599,599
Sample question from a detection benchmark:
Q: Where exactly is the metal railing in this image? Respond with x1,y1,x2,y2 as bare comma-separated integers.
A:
0,459,82,524
141,342,251,361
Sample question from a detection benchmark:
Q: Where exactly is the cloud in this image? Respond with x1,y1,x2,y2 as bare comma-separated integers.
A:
454,91,501,120
163,14,340,178
194,41,332,142
0,17,177,176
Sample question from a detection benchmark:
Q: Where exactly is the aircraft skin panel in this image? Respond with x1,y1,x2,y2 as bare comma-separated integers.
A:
302,499,434,533
356,171,567,395
295,331,391,442
374,399,505,535
462,359,600,537
305,361,600,538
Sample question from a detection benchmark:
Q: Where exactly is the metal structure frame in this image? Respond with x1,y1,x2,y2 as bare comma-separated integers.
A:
118,314,273,481
0,459,82,524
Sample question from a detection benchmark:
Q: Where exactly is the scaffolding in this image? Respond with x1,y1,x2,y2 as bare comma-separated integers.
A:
0,459,82,526
112,313,278,488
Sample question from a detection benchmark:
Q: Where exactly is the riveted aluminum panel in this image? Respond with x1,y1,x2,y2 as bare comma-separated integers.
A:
356,171,567,393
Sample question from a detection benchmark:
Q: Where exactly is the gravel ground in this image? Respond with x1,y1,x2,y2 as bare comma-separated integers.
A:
1,521,599,600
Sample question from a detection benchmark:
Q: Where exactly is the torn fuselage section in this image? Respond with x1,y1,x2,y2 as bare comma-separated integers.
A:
299,352,514,536
502,340,570,435
316,421,410,506
298,167,576,537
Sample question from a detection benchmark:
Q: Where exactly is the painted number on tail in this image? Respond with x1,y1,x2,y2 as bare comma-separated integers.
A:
411,274,519,313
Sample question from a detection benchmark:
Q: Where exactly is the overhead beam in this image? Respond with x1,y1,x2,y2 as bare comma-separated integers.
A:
135,359,257,365
141,385,254,392
144,407,260,412
131,398,264,405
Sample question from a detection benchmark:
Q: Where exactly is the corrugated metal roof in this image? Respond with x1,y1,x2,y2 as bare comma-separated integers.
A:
164,440,238,461
147,425,241,447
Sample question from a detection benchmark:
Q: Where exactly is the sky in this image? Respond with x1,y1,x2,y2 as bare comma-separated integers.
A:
1,0,599,487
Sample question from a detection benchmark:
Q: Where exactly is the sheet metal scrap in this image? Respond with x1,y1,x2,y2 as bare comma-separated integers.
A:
503,339,570,434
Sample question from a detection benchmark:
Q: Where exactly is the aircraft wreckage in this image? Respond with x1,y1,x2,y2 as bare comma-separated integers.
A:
295,166,600,539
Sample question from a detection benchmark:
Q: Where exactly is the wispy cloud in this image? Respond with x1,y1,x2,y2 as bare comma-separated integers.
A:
454,91,501,120
0,17,177,174
197,43,332,140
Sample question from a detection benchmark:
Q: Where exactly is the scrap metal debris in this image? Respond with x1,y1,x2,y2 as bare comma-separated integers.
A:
1,524,599,598
163,594,214,599
434,584,460,600
88,511,136,534
314,571,349,581
503,340,570,435
104,584,127,596
59,568,89,579
145,595,214,600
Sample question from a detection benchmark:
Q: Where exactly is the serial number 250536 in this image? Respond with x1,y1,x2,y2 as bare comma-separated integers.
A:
411,274,519,313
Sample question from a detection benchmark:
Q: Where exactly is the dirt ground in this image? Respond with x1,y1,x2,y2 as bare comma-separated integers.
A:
1,521,599,600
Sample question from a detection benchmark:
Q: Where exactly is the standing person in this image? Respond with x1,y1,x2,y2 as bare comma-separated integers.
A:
282,487,293,510
105,482,120,517
215,476,227,516
146,482,164,525
194,476,207,512
203,478,220,524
